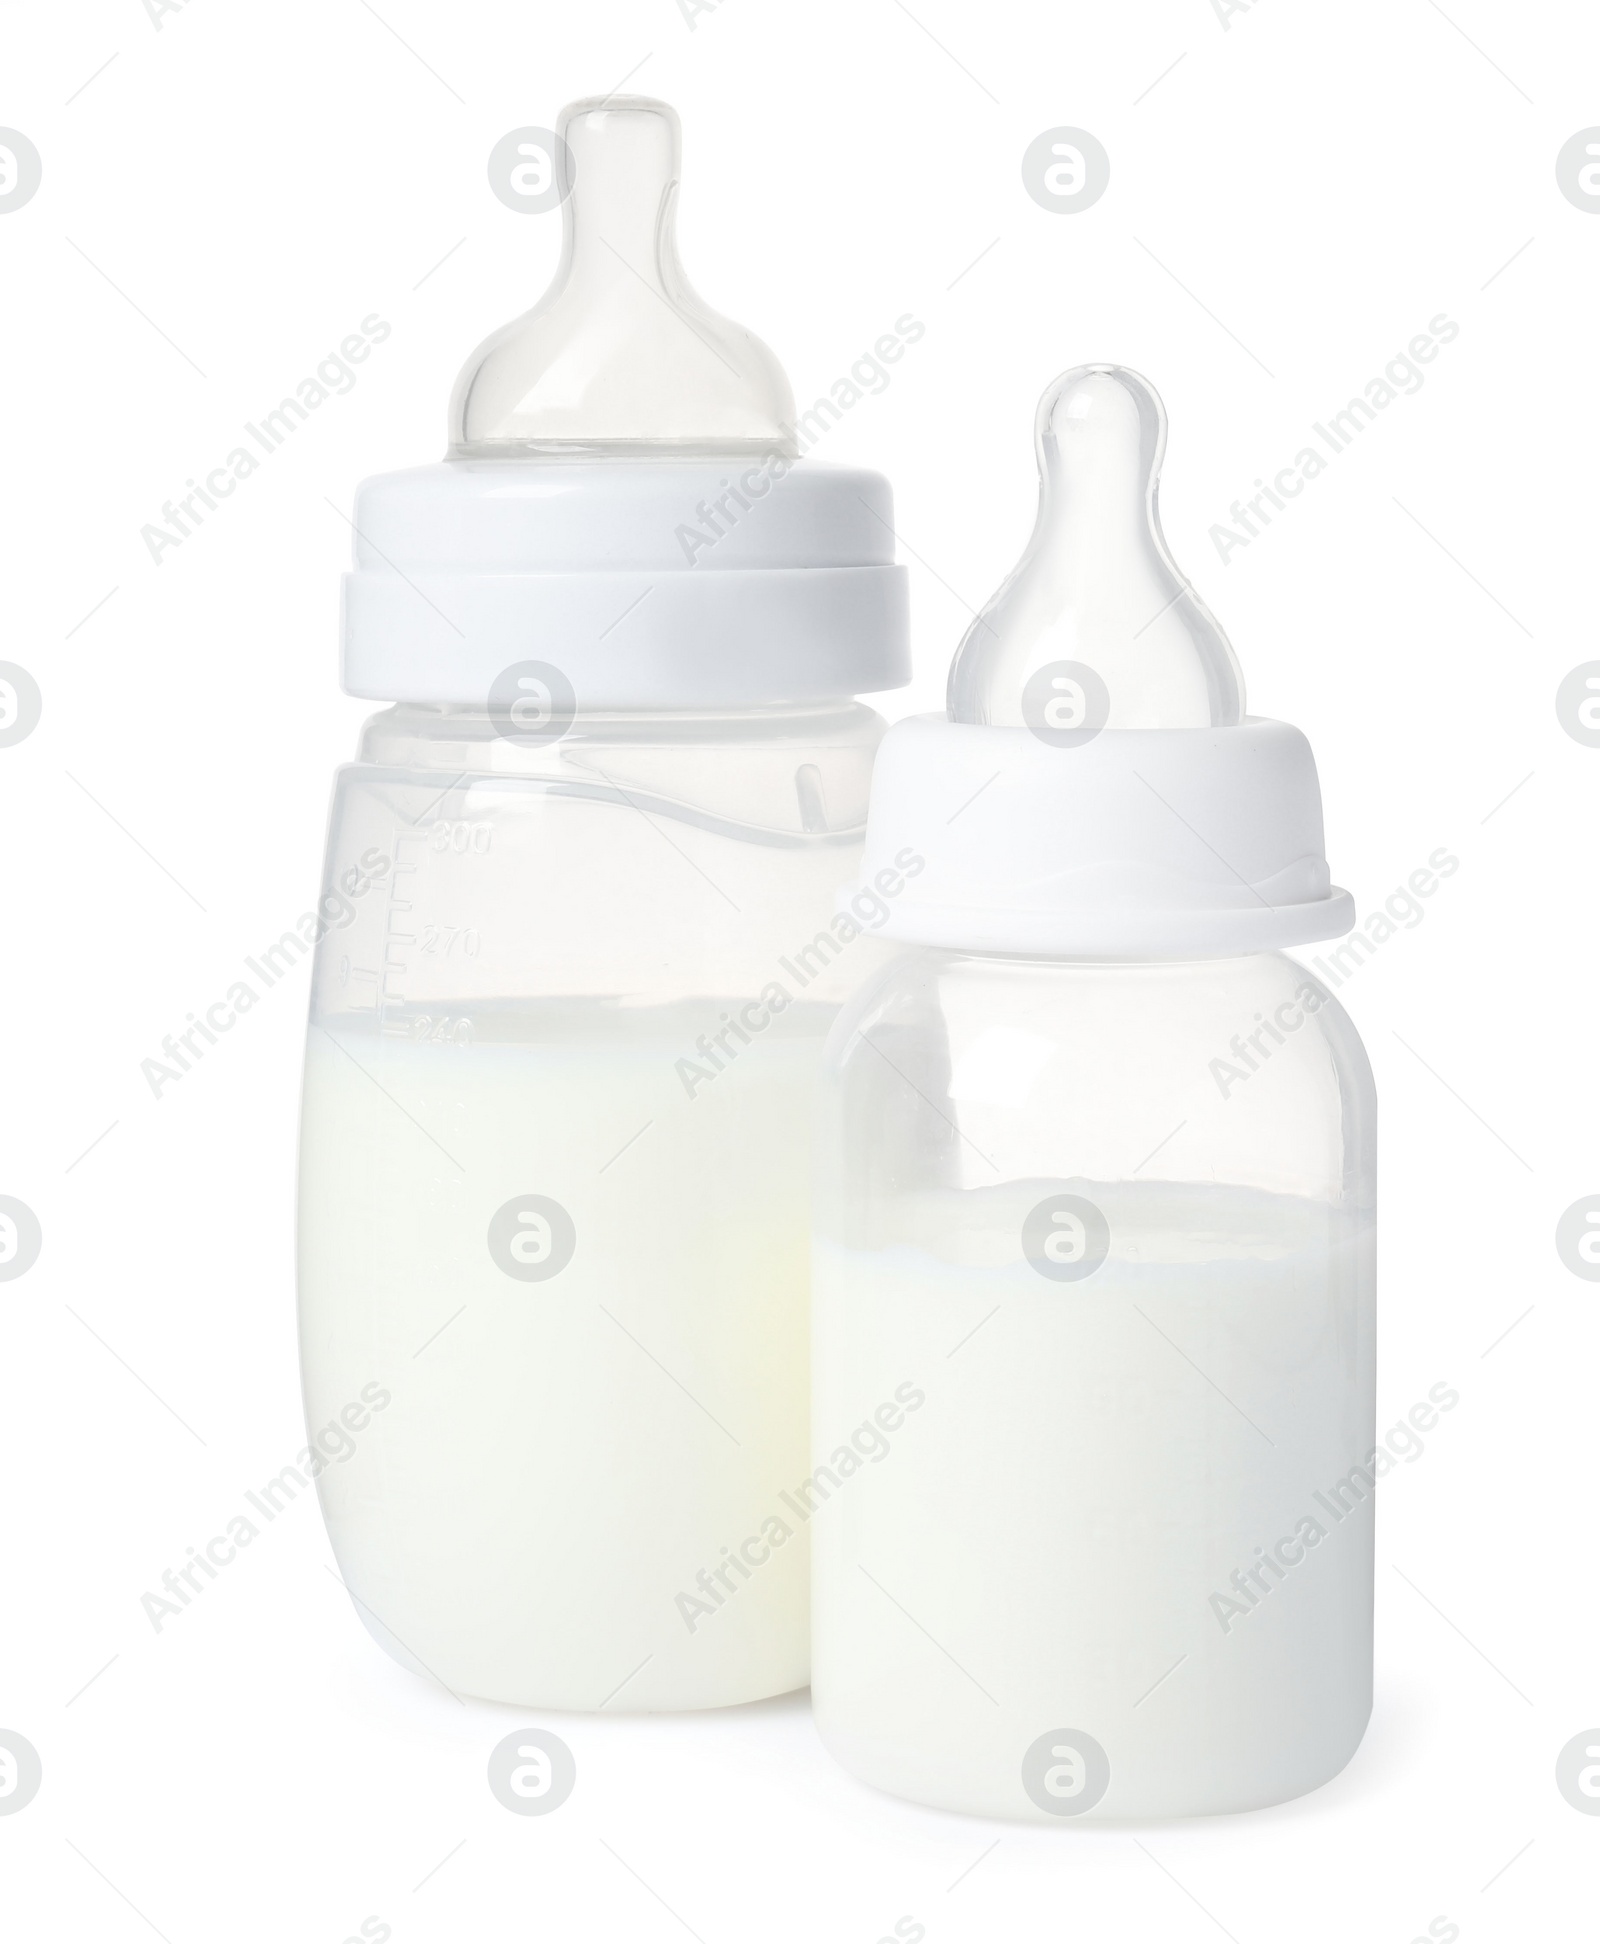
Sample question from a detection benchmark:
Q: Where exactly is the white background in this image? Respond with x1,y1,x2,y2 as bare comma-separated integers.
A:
2,0,1596,1938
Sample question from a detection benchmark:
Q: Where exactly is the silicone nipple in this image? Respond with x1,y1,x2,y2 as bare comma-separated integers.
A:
946,366,1244,730
450,96,796,455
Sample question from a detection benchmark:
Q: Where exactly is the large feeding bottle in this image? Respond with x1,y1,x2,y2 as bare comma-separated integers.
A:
811,366,1375,1817
297,97,908,1710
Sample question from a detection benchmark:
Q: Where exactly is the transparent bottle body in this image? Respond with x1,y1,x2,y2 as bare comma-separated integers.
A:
811,949,1376,1819
297,700,887,1709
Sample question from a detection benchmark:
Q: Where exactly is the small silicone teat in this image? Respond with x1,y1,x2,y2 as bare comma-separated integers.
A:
450,96,796,455
946,366,1244,729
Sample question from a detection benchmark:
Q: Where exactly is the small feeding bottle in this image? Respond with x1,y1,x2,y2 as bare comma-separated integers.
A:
811,366,1375,1818
297,98,908,1709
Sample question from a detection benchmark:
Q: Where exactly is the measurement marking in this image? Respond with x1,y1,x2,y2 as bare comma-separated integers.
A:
598,1306,741,1446
65,1654,120,1707
65,1307,206,1446
66,586,119,637
858,1565,1000,1704
412,1839,467,1893
65,772,207,912
1133,1306,1275,1446
381,824,426,1023
1133,1653,1188,1708
65,1120,119,1172
314,1025,466,1172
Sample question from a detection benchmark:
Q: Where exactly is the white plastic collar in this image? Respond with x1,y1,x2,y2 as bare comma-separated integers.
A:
341,458,909,707
859,716,1355,957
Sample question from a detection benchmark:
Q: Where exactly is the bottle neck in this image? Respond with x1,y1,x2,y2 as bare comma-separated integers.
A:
356,698,884,774
924,946,1292,973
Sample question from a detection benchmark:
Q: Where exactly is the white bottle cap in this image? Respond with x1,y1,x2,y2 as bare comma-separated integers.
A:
859,366,1353,957
341,97,908,709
